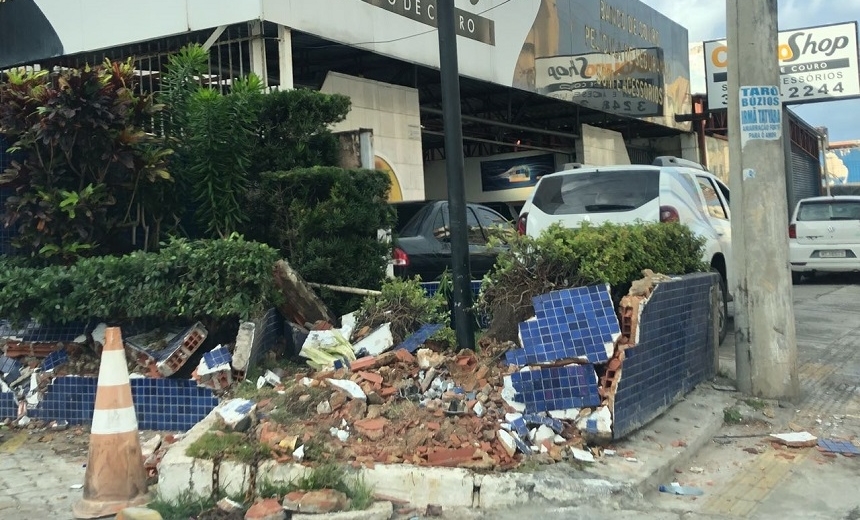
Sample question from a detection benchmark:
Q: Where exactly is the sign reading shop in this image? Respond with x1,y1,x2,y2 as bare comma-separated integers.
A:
361,0,495,46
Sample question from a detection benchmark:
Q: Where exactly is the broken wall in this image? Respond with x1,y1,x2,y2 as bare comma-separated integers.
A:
612,273,718,439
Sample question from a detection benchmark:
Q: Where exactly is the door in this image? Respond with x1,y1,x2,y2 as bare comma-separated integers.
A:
696,175,733,282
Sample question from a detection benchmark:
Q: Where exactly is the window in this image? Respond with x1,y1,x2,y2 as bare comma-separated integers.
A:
798,200,860,221
532,170,660,215
696,176,728,220
431,206,450,240
466,208,487,245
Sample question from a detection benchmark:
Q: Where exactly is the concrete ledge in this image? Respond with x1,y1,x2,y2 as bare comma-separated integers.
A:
157,386,730,509
292,501,393,520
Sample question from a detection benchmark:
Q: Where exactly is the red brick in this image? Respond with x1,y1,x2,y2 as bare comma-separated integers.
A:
283,489,349,514
427,447,476,467
244,498,285,520
379,386,398,397
349,356,376,371
394,349,416,364
358,371,384,385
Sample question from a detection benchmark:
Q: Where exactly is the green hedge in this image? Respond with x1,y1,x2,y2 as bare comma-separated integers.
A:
0,236,280,324
246,166,394,314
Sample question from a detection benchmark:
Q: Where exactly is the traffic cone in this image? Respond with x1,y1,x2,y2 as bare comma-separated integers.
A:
73,327,150,519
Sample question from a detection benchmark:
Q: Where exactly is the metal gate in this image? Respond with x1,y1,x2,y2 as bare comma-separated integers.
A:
789,144,820,213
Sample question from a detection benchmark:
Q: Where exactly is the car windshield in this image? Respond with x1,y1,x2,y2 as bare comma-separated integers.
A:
797,200,860,221
532,170,660,215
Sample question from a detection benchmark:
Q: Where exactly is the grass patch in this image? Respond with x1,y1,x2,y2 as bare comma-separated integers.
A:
382,400,417,421
148,491,216,520
723,406,744,424
743,398,767,411
267,385,330,424
186,430,270,464
258,464,375,510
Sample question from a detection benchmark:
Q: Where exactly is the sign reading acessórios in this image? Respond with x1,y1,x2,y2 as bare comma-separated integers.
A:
704,21,860,108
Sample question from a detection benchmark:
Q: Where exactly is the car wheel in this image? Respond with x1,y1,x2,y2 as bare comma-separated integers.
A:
711,268,728,345
791,272,803,285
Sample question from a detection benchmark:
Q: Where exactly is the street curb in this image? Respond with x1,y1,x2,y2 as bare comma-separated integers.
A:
157,386,732,511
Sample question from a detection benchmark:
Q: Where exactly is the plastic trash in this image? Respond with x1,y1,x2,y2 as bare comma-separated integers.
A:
659,482,704,496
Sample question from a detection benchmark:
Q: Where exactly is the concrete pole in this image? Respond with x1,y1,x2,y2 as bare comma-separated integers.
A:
278,25,294,90
727,0,799,398
249,20,267,87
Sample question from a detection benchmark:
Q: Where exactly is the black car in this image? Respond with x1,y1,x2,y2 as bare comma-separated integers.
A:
391,201,513,281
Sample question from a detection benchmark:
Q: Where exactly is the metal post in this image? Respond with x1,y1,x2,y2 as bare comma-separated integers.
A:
821,132,832,196
727,0,799,398
437,0,475,351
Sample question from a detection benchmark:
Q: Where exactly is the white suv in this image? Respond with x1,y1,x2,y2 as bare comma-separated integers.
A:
517,156,733,343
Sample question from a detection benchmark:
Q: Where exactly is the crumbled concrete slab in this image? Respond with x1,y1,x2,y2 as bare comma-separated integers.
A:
290,501,393,520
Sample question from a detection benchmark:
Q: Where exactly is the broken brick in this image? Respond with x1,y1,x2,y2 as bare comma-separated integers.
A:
427,447,476,467
394,349,417,364
245,498,286,520
358,371,383,385
349,356,376,371
283,489,349,514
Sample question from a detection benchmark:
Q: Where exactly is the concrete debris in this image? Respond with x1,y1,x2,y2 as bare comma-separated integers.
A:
352,323,394,357
217,399,257,432
272,259,336,326
571,447,595,463
217,497,245,513
327,378,367,400
770,431,818,448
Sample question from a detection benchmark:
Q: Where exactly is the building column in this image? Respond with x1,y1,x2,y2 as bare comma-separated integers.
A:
249,20,267,87
278,25,294,90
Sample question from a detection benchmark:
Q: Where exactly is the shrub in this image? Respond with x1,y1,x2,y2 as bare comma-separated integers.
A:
0,235,280,324
480,222,706,341
0,61,173,258
354,277,451,345
248,167,394,315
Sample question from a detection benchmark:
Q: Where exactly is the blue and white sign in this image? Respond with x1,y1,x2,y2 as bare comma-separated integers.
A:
739,85,782,148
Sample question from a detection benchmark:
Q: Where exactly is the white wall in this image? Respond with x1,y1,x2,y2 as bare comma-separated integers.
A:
577,124,631,165
320,72,424,201
424,151,571,203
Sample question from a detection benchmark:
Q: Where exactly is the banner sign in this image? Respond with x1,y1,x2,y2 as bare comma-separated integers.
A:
705,22,860,107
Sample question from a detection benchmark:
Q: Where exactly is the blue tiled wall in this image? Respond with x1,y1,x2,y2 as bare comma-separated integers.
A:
421,280,489,328
2,376,219,431
612,273,718,439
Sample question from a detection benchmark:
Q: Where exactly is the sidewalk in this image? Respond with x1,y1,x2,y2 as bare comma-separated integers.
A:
656,279,860,519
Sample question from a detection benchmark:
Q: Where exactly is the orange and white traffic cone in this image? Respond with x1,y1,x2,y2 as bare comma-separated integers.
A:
73,327,150,519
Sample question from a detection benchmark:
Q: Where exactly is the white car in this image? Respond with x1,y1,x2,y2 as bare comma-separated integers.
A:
517,156,733,343
789,195,860,283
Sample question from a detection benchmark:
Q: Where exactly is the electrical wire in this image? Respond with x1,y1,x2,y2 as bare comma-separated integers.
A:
302,0,514,49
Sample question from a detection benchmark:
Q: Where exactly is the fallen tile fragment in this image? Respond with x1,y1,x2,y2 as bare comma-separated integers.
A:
769,432,817,448
397,324,444,353
818,438,860,455
658,483,704,496
217,398,257,431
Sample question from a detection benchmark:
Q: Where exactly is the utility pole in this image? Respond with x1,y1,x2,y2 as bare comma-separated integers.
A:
437,0,475,350
727,0,799,398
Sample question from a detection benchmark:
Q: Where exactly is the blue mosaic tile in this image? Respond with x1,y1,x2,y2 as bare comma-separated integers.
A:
397,324,444,353
0,319,89,343
612,273,718,440
0,391,16,419
512,433,533,455
505,348,527,366
519,284,619,365
0,355,22,382
509,416,530,438
18,376,219,430
818,438,860,455
509,365,601,413
522,414,564,434
40,348,69,372
202,345,231,368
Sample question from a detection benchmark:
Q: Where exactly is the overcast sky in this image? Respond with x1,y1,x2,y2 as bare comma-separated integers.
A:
640,0,860,142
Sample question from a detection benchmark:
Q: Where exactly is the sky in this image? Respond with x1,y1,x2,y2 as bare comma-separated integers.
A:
640,0,860,142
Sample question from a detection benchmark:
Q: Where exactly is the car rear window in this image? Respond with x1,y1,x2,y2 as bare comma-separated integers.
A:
797,200,860,221
398,203,433,237
532,170,660,215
